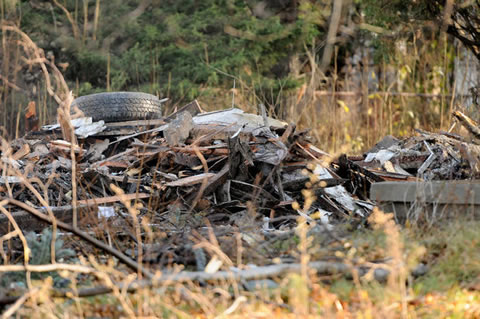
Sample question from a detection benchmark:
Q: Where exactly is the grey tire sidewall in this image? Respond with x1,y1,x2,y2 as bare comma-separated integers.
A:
71,91,163,122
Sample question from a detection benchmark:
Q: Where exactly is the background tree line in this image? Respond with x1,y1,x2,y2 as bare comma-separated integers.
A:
1,0,479,150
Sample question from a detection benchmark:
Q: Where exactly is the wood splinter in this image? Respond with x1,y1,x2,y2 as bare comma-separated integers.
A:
452,110,480,141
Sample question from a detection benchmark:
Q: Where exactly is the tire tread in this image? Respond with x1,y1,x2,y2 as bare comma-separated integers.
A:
71,92,163,122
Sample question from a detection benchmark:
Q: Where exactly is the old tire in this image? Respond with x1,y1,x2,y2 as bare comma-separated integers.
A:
71,92,163,122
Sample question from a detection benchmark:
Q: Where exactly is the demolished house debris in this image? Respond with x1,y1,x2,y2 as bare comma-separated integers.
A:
3,101,480,236
1,100,373,236
2,97,480,303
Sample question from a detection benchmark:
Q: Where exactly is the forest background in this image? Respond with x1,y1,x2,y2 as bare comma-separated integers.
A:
1,0,479,153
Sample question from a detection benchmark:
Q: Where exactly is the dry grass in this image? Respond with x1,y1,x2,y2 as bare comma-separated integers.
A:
2,183,479,318
0,20,69,139
194,31,469,156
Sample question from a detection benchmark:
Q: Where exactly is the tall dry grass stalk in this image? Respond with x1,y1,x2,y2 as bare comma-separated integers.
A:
53,0,80,41
369,208,409,317
1,23,68,102
93,0,101,41
106,52,111,91
0,21,70,138
82,0,89,45
0,23,79,278
55,91,80,230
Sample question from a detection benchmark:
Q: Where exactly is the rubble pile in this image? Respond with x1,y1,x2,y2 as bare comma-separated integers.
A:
0,101,374,238
2,101,480,266
359,131,479,180
334,111,480,201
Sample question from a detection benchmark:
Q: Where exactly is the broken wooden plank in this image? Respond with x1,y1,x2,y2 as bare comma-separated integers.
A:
49,140,85,155
98,161,129,168
203,164,230,196
0,205,88,234
93,149,136,167
280,123,295,144
77,193,150,205
109,124,169,146
171,146,229,156
193,108,287,129
165,99,203,121
1,193,149,234
165,173,216,187
0,176,23,184
12,143,30,161
453,110,480,140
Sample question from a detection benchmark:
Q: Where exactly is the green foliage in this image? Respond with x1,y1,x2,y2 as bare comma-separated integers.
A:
360,0,432,29
0,228,75,287
26,228,75,265
357,0,436,63
18,0,328,105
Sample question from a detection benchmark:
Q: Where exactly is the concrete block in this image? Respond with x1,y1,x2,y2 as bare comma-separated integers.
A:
370,181,480,223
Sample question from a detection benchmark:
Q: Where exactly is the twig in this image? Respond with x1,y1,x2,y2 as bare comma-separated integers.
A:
452,110,480,140
5,199,153,279
188,146,210,211
52,0,81,40
108,123,168,146
232,79,236,108
0,231,18,262
2,156,59,264
0,74,22,91
417,141,436,175
151,260,389,284
1,288,39,319
110,184,144,280
0,260,393,306
0,203,29,265
0,263,95,273
2,23,69,103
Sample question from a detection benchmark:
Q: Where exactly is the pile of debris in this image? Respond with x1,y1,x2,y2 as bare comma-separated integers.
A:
329,110,480,222
3,101,480,267
340,111,480,196
354,131,480,181
4,103,480,222
0,100,375,240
